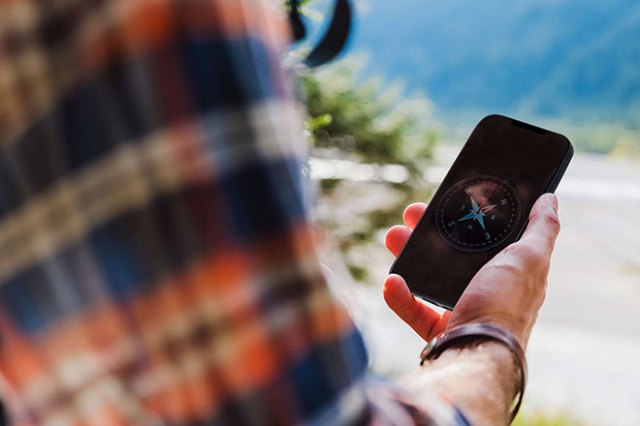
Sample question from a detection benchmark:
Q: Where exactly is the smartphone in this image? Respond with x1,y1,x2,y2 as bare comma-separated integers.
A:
390,115,573,310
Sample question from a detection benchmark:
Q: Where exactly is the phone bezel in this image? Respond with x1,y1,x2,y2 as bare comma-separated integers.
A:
389,115,574,310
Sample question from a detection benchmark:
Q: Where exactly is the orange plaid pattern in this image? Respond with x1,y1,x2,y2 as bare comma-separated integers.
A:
0,1,468,424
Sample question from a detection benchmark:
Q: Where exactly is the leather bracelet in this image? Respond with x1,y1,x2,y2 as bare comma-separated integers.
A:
419,323,527,424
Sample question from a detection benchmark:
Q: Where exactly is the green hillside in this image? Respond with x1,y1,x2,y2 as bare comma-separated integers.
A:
350,0,640,124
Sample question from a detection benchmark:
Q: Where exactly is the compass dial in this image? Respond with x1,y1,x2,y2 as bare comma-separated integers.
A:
436,176,521,252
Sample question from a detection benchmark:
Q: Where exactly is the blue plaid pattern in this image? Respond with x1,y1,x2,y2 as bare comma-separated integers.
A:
0,1,468,424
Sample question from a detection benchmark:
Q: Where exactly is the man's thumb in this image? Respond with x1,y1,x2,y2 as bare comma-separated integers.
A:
520,193,560,247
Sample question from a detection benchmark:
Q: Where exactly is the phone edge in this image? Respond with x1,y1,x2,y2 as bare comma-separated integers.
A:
512,134,574,242
388,118,575,311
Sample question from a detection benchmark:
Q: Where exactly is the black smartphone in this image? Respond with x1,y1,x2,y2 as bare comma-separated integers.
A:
390,114,573,310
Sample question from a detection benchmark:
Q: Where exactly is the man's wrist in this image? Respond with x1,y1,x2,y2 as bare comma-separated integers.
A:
420,324,526,423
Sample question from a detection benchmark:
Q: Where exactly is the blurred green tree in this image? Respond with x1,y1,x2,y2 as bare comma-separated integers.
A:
303,58,438,185
301,59,441,281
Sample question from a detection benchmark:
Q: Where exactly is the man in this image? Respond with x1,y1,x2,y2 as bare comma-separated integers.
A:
0,1,559,424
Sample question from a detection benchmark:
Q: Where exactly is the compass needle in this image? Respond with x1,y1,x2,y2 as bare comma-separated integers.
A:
476,214,486,231
458,211,476,222
438,176,520,251
480,204,497,213
469,195,480,213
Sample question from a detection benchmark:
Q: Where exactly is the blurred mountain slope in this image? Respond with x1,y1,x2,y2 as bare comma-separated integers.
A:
352,0,640,121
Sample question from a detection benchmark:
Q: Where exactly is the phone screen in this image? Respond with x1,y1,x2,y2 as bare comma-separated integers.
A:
390,115,573,309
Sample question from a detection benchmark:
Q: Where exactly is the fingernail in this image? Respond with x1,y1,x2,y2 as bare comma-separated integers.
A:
548,193,558,212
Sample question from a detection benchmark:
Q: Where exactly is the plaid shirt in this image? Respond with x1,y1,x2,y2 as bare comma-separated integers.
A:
0,1,468,424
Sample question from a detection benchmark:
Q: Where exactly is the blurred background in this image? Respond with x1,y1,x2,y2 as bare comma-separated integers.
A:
300,0,640,425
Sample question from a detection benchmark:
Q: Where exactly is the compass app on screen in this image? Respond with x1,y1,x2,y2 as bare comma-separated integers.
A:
390,115,573,310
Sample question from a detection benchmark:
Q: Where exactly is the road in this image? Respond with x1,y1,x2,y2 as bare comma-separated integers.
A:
525,151,640,424
319,147,640,425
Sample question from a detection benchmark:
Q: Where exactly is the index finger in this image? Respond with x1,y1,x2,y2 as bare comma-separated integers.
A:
403,202,427,229
383,274,448,341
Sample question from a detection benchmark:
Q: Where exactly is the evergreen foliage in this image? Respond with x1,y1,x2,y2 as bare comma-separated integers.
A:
301,60,440,281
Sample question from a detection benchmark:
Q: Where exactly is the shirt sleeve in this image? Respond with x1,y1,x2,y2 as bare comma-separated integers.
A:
0,1,468,425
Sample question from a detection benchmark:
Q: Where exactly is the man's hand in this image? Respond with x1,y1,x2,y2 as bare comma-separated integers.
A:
383,193,560,349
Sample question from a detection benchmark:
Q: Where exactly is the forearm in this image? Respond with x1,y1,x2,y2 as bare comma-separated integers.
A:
402,342,520,425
